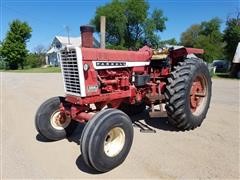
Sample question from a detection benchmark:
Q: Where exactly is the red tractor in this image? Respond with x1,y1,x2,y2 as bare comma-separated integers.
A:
35,25,212,172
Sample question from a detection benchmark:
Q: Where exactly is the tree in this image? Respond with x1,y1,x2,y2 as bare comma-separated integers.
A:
195,18,224,62
194,35,224,62
33,45,47,66
23,45,47,68
180,18,224,62
180,24,201,47
91,0,167,49
223,13,240,61
25,53,43,68
0,42,6,69
34,45,46,54
159,38,178,47
0,20,32,69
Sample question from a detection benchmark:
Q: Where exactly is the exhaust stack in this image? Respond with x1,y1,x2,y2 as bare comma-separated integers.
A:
80,25,94,48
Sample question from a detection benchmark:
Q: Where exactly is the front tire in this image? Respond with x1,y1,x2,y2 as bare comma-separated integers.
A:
80,109,133,172
164,58,212,130
35,96,78,140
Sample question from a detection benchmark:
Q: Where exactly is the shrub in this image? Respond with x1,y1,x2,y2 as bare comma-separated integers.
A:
25,53,42,68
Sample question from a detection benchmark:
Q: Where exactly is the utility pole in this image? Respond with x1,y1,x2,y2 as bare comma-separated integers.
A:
100,16,106,49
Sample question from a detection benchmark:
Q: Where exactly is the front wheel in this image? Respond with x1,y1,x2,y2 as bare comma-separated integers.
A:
164,58,212,130
80,109,133,172
35,96,78,140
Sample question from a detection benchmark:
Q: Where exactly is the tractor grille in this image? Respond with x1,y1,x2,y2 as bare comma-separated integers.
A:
60,48,81,96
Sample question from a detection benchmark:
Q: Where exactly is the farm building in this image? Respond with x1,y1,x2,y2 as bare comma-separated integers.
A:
46,36,100,66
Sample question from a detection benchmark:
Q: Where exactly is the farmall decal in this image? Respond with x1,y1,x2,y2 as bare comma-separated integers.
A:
92,61,150,69
96,62,126,66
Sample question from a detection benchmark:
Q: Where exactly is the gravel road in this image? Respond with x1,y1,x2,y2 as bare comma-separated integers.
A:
1,73,239,179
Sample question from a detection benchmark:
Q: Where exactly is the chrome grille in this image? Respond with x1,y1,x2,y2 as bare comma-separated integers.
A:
60,48,81,95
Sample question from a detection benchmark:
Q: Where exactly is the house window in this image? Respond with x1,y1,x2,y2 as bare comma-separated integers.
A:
56,43,61,49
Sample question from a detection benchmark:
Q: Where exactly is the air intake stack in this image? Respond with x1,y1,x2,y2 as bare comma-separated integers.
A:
80,25,94,48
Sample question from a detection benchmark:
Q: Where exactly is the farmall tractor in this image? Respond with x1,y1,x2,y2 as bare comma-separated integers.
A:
35,25,212,172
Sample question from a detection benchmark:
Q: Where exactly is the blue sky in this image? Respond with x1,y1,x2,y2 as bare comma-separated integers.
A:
1,0,239,51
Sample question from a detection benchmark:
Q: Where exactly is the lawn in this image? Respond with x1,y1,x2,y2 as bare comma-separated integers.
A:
0,66,61,73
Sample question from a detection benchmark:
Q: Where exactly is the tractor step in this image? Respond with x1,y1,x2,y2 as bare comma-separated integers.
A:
149,111,167,118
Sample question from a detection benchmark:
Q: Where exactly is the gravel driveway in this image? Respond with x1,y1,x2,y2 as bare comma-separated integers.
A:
1,73,239,179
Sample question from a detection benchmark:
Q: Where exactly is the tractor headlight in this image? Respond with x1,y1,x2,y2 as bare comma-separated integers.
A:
83,63,89,71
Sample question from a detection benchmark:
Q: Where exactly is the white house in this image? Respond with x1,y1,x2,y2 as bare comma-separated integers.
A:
46,36,100,66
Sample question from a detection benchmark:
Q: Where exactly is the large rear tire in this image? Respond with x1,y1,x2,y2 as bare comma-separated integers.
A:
164,58,212,130
80,109,133,172
35,96,78,140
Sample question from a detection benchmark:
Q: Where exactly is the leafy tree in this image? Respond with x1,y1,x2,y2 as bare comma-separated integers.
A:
0,20,32,69
180,18,224,62
194,35,224,62
23,45,47,68
0,41,6,69
25,53,42,68
0,43,7,69
180,24,201,47
91,0,167,49
200,18,223,43
223,13,240,61
159,38,178,47
33,45,47,66
195,18,224,62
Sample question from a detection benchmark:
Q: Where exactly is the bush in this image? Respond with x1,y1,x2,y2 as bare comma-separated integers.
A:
0,57,8,69
0,60,6,69
25,53,42,68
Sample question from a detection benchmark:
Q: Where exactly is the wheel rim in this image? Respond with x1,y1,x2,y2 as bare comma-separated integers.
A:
104,127,125,157
50,110,71,130
190,75,208,116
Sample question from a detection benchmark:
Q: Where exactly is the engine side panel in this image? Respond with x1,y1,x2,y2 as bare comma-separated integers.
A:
60,46,152,98
81,46,152,62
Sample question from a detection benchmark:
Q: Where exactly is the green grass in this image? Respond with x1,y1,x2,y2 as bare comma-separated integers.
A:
0,66,61,73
